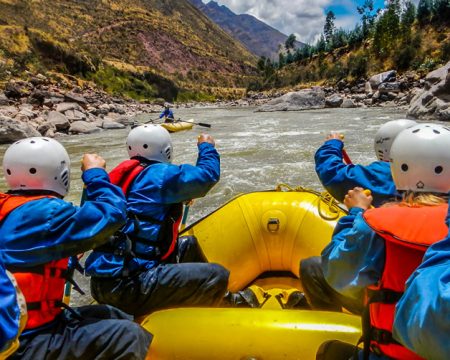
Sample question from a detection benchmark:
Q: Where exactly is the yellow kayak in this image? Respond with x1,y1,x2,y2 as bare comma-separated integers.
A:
160,120,194,133
142,185,361,359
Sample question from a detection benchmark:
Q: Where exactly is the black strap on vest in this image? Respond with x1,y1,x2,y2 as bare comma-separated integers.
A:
359,288,405,360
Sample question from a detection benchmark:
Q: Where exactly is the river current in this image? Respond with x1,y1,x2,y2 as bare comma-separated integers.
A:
0,106,415,304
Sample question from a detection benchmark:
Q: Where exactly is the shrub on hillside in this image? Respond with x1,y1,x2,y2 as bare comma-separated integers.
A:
348,54,368,78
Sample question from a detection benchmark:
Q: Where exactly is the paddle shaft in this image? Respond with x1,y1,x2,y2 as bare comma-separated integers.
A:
342,149,352,165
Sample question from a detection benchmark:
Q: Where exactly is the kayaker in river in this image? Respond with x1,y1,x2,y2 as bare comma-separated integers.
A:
159,103,175,123
300,119,417,314
320,123,450,359
393,193,450,359
0,137,152,360
0,258,26,359
85,124,231,317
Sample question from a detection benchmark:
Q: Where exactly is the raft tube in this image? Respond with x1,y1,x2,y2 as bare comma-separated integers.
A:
160,121,194,133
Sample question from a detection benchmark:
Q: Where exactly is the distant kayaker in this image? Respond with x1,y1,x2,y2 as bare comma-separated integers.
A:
85,125,230,317
0,258,26,359
0,137,152,360
393,193,450,360
300,119,417,314
320,124,450,359
159,103,175,123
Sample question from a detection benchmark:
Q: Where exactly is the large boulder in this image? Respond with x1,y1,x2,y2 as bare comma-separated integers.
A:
69,121,101,134
369,70,396,89
47,111,70,131
0,116,40,144
257,88,325,112
325,94,343,108
407,61,450,120
102,119,126,129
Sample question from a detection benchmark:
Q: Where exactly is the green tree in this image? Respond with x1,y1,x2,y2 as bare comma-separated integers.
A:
417,0,432,25
285,34,297,50
324,10,336,44
432,0,450,23
357,0,376,39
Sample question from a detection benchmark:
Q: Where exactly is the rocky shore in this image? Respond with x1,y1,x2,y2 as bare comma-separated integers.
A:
256,61,450,119
1,61,449,144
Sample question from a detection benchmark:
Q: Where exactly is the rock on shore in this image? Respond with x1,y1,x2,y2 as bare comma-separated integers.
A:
0,75,162,144
407,61,450,121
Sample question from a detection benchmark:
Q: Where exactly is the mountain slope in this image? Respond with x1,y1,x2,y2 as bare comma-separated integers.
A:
0,0,258,100
190,0,304,59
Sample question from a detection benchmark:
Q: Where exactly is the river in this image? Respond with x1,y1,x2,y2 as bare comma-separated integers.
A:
0,106,414,304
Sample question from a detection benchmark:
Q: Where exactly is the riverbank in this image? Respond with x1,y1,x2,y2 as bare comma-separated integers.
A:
1,61,449,144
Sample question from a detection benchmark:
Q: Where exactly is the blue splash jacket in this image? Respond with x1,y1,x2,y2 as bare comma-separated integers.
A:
0,259,21,354
0,168,127,333
393,197,450,360
159,109,174,119
85,142,220,278
315,139,398,207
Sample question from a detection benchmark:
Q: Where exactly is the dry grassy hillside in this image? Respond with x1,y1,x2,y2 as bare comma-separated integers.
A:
0,0,258,100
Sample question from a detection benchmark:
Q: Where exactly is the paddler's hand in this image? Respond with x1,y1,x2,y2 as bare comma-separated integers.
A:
344,187,373,210
81,153,106,172
326,133,344,142
198,134,215,147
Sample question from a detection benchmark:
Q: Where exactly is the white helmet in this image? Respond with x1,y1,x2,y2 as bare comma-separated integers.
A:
2,137,71,197
390,123,450,193
374,119,417,161
126,125,173,163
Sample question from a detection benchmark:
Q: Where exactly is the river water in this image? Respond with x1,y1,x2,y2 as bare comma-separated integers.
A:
0,106,415,304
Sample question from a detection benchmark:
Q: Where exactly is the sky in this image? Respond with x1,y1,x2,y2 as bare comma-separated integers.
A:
202,0,420,44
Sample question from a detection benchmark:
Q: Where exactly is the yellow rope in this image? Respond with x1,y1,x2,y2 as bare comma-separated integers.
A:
275,183,345,220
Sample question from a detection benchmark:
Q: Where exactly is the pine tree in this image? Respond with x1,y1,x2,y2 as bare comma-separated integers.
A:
357,0,376,39
324,11,336,44
285,34,297,50
433,0,450,23
417,0,432,25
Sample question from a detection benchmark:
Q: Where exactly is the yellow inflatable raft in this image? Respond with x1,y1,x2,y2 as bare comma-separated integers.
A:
142,185,362,359
160,120,194,133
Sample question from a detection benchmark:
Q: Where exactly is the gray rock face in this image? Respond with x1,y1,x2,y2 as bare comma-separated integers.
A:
257,89,325,112
102,120,126,129
0,116,41,144
378,82,400,93
56,102,81,113
0,93,9,105
69,121,101,134
341,98,357,108
47,111,70,131
407,61,450,120
369,70,397,89
325,94,343,108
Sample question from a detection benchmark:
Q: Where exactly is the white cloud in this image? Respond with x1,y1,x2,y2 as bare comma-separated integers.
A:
206,0,333,44
203,0,421,44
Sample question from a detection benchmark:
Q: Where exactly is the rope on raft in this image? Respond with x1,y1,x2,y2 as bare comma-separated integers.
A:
274,183,345,221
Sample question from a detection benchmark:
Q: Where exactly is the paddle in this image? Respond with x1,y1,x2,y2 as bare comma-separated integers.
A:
339,135,353,165
183,119,212,128
63,186,87,305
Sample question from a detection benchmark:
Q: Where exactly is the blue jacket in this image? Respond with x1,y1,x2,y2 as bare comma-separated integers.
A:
315,139,398,207
321,207,388,360
393,199,450,360
0,259,22,355
0,169,127,334
85,142,220,278
159,109,174,119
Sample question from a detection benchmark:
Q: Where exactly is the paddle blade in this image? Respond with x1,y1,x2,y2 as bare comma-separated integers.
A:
197,122,211,128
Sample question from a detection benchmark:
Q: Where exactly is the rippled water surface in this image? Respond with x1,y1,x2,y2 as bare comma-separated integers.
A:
0,106,414,304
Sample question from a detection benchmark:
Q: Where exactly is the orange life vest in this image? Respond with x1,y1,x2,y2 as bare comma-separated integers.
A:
362,204,448,359
0,193,68,330
108,159,182,261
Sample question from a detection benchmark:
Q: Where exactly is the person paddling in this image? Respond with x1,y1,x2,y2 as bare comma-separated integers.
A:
0,137,152,360
393,195,450,359
85,125,230,317
159,103,175,123
300,119,417,314
320,124,450,359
